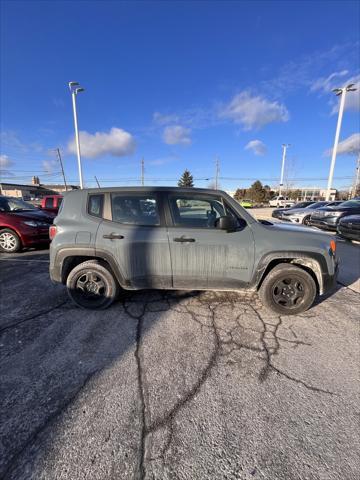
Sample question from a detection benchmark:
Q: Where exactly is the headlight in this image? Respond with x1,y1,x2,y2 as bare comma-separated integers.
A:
324,211,342,217
23,221,38,227
23,221,49,227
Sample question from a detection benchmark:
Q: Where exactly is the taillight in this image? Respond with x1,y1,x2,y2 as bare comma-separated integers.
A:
49,225,57,240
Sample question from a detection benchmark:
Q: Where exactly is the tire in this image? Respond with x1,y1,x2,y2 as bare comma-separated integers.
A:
66,260,119,309
0,228,22,253
302,216,311,225
259,264,317,315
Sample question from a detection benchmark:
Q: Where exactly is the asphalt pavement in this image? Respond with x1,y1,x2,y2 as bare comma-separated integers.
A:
0,242,359,480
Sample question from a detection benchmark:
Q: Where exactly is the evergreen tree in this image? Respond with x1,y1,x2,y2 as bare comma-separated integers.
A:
234,188,247,201
178,169,194,187
247,180,267,203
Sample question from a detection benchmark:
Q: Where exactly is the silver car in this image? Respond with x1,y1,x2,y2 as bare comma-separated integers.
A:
281,201,343,225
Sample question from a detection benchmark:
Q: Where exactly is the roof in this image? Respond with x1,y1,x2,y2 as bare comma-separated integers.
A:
0,182,56,191
66,186,227,195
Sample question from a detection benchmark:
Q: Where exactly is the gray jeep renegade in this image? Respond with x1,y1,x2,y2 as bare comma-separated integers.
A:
49,187,338,315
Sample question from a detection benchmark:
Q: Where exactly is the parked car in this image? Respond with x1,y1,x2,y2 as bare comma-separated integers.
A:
281,201,343,225
0,196,54,253
310,200,360,231
239,199,253,208
50,187,338,315
269,196,295,208
272,201,316,219
337,215,360,241
38,195,63,214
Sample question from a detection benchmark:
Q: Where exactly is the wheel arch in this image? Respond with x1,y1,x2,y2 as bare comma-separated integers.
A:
55,248,129,288
254,252,325,294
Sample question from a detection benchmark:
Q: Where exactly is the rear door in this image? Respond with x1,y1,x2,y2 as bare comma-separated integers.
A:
165,192,254,289
96,191,172,289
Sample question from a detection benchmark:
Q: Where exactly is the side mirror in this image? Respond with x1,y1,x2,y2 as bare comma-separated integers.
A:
217,215,237,232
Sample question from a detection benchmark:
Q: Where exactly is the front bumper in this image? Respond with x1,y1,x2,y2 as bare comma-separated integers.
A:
21,227,50,246
309,218,337,231
322,260,339,294
281,215,303,223
337,224,360,241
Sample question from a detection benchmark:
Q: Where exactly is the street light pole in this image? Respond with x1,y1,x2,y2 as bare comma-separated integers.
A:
279,144,290,196
69,81,85,189
326,83,357,201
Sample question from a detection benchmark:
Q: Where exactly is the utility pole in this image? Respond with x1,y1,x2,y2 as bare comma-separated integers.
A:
215,157,220,190
326,83,357,201
141,158,145,186
56,148,67,191
69,81,85,189
94,176,101,188
352,155,360,198
279,144,290,196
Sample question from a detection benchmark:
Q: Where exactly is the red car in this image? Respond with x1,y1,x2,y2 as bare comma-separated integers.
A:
0,196,54,253
39,194,63,214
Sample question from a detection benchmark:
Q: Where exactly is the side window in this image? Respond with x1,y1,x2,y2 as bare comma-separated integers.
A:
45,198,53,208
111,194,160,226
169,195,226,228
57,197,63,207
88,194,104,218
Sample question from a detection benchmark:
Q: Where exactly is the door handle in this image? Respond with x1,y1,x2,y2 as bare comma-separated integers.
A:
173,236,196,243
103,233,124,240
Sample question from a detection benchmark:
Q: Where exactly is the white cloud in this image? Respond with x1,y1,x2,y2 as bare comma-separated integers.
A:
153,112,180,125
310,70,349,92
326,133,360,156
311,71,360,114
42,159,58,173
245,140,267,156
219,91,289,130
163,125,192,145
0,154,13,168
68,127,136,159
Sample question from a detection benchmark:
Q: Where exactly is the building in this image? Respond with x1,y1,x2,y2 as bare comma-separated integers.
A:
0,177,78,200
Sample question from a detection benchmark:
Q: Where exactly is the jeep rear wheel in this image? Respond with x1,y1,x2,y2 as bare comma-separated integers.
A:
259,264,317,315
66,260,119,309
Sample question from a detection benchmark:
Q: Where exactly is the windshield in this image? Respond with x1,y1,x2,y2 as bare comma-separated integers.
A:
337,200,360,208
294,201,315,208
0,197,37,212
306,201,328,209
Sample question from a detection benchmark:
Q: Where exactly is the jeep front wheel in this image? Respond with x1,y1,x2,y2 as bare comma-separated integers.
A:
66,260,119,309
259,264,317,315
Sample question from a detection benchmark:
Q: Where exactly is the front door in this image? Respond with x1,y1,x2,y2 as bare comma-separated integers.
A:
166,193,254,290
96,192,172,289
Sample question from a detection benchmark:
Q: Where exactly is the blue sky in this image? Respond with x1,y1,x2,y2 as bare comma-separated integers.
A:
1,0,359,191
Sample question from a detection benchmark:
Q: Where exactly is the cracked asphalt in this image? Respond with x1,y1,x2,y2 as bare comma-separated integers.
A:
0,243,359,480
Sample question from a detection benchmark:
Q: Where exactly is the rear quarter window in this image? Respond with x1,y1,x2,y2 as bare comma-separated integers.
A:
88,194,104,218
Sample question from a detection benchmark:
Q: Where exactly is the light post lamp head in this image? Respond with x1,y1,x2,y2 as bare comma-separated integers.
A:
69,81,79,91
75,87,85,94
332,88,343,96
346,83,357,92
